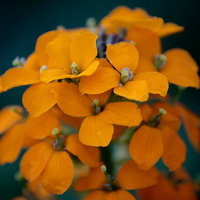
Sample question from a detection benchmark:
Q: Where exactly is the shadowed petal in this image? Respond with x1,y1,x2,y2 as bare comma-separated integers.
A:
66,134,101,167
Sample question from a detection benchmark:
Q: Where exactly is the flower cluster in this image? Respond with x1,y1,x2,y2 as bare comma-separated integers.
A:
0,6,199,200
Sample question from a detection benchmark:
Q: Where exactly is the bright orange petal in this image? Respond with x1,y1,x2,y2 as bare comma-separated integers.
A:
133,72,169,97
25,110,61,139
79,67,120,94
35,30,59,67
40,68,68,83
160,127,186,171
106,42,139,72
52,82,93,117
66,134,100,167
159,22,184,38
0,124,24,164
1,67,40,91
114,80,149,101
79,115,114,147
0,106,22,134
46,34,72,73
22,82,57,117
101,102,142,127
40,151,74,194
20,139,54,182
126,26,161,61
70,32,98,71
117,160,158,190
129,125,164,170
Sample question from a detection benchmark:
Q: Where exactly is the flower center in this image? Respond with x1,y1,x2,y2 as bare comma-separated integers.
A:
120,68,133,86
154,54,167,70
92,99,101,115
70,62,80,75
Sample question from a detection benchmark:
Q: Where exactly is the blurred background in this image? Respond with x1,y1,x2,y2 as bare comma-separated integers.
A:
0,0,200,199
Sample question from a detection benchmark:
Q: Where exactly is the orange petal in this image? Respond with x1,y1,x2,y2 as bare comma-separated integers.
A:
105,190,136,200
25,110,61,139
22,82,57,117
87,90,112,107
40,68,68,83
117,160,158,190
1,67,40,91
79,67,120,94
74,166,107,191
137,174,178,200
126,26,161,61
46,34,72,73
66,134,100,167
179,104,200,152
20,139,54,182
35,30,59,67
0,106,22,134
161,48,199,88
84,191,107,200
106,42,139,72
159,22,184,38
135,56,157,73
129,125,164,170
79,115,114,147
0,124,24,164
53,82,93,117
70,32,98,71
114,80,149,101
160,127,186,171
101,102,142,127
133,72,169,97
40,151,74,194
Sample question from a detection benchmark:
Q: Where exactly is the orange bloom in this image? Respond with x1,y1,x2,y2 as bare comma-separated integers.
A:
126,28,199,88
129,104,186,171
20,133,100,194
53,81,142,146
40,31,99,83
100,6,184,37
74,160,158,200
138,170,198,200
80,42,168,102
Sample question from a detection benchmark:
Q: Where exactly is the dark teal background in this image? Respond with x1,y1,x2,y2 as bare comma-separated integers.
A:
0,0,200,199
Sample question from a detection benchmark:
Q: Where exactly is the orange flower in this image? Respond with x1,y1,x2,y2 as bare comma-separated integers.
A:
138,170,198,200
80,42,168,101
129,104,186,171
53,81,142,146
126,28,199,88
20,133,100,194
74,160,158,200
40,31,99,83
100,6,184,37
